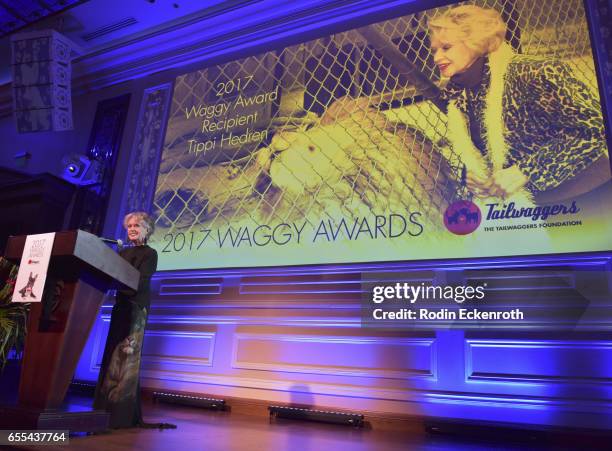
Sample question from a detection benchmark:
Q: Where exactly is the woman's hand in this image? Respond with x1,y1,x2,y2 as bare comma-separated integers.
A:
320,96,371,125
466,171,491,198
488,165,528,198
466,166,528,198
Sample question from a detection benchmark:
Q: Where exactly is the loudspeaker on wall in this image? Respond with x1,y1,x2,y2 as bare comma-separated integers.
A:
11,30,80,133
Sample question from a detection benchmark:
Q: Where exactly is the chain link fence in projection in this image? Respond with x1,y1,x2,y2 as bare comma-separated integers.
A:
153,0,601,240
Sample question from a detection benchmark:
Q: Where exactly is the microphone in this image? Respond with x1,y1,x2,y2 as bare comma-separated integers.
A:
100,237,124,250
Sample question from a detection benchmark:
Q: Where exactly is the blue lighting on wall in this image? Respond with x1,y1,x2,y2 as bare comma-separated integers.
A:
74,0,612,433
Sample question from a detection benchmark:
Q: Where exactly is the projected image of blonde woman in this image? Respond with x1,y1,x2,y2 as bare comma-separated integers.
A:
429,5,609,204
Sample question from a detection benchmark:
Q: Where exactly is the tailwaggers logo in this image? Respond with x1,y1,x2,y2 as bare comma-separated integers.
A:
483,201,580,221
443,200,582,235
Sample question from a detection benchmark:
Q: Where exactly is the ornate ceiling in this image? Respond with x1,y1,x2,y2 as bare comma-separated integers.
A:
0,0,85,37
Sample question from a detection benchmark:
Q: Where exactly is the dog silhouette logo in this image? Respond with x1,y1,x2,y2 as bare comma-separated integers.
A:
444,200,481,235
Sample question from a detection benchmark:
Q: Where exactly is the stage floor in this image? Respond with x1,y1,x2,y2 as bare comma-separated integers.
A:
0,363,607,451
4,392,583,451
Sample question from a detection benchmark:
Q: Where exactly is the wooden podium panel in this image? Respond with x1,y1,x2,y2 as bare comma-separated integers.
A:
1,230,139,430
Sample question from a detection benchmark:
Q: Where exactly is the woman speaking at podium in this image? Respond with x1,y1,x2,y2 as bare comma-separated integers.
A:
93,211,173,429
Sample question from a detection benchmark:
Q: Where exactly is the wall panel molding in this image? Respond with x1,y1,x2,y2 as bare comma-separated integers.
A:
466,339,612,385
92,315,216,370
142,330,216,369
232,333,436,379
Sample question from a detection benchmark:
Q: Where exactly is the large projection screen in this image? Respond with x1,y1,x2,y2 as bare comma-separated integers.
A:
151,0,612,270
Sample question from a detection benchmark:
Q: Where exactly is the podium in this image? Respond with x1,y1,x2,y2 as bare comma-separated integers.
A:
1,230,139,431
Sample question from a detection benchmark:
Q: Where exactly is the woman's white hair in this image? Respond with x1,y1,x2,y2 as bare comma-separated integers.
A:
123,211,155,241
429,5,507,56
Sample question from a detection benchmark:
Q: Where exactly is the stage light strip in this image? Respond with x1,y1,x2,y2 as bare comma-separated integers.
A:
152,391,226,410
268,405,364,427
